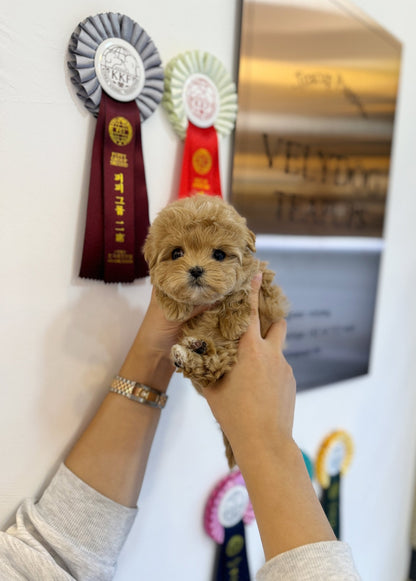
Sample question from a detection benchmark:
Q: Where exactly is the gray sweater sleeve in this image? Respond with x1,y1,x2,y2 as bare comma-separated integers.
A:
1,465,360,581
0,463,137,580
256,541,361,580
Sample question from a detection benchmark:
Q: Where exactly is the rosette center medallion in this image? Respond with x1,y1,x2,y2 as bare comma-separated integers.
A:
95,38,145,102
183,74,220,128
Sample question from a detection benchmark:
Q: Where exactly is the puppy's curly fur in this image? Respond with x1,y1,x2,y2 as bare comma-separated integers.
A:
144,195,288,467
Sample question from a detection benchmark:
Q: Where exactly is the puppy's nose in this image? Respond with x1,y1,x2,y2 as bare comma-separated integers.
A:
189,266,204,279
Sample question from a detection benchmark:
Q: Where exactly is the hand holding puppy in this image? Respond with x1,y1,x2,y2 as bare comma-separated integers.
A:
202,273,296,468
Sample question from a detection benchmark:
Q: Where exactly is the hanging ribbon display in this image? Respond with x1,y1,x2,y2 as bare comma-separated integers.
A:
68,13,163,282
204,470,255,581
162,50,238,199
316,430,354,539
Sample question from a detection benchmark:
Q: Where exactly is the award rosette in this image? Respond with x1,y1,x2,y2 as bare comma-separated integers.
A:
316,430,354,538
301,449,315,480
162,50,238,199
68,13,163,282
204,470,254,581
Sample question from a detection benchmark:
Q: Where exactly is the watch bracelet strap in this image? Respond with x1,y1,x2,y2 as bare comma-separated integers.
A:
110,376,168,409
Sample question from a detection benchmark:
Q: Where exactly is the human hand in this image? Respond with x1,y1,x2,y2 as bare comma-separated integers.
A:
136,288,210,359
119,288,208,392
202,273,296,465
203,277,336,559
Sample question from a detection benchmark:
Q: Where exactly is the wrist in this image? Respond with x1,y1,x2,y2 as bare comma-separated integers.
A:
233,432,299,474
235,436,336,560
119,347,174,393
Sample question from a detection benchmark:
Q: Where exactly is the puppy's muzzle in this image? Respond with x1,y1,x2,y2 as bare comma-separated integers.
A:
189,266,204,280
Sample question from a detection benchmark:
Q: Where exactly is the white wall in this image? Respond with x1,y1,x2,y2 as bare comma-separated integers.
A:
1,1,416,580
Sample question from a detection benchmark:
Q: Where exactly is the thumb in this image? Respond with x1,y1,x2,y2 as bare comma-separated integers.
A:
265,318,288,351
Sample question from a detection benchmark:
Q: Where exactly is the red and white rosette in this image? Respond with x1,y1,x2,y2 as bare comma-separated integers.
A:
68,13,163,282
204,469,254,544
162,50,238,199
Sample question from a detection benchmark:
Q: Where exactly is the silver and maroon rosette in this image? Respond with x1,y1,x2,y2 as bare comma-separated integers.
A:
68,13,163,282
68,12,163,119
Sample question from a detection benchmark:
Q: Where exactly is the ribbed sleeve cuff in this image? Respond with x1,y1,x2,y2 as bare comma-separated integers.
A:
35,463,137,563
256,541,361,581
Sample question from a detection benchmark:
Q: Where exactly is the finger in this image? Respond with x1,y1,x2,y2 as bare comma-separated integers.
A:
145,288,164,318
264,318,287,350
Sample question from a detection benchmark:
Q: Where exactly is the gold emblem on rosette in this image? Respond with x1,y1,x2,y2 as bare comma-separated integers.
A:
192,148,213,175
225,534,245,557
108,117,133,146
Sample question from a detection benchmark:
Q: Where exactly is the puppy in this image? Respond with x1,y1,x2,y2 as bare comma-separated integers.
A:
143,194,288,467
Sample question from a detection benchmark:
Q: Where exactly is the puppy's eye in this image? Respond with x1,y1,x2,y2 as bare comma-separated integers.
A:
212,249,226,262
171,247,184,260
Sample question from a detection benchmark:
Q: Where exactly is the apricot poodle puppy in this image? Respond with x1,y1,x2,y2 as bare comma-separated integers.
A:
144,194,288,467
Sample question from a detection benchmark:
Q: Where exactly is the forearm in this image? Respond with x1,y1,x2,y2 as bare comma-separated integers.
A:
65,329,174,508
65,393,159,507
235,437,336,561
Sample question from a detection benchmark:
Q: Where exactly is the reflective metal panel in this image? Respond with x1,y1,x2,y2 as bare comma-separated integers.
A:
232,0,401,237
232,0,402,390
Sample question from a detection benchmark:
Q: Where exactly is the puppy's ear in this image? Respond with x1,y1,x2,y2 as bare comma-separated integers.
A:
246,229,256,253
142,231,157,270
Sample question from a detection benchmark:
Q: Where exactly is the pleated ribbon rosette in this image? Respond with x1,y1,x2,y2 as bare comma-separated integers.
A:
316,430,354,538
68,13,163,282
204,470,254,580
162,50,238,199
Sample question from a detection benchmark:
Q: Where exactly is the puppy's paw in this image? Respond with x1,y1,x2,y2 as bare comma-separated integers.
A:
171,345,189,369
171,337,210,370
171,339,237,389
182,337,207,355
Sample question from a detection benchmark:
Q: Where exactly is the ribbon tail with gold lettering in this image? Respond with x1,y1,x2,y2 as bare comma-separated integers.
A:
215,520,250,581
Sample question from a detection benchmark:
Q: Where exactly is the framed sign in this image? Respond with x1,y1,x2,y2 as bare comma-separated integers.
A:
232,0,402,389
